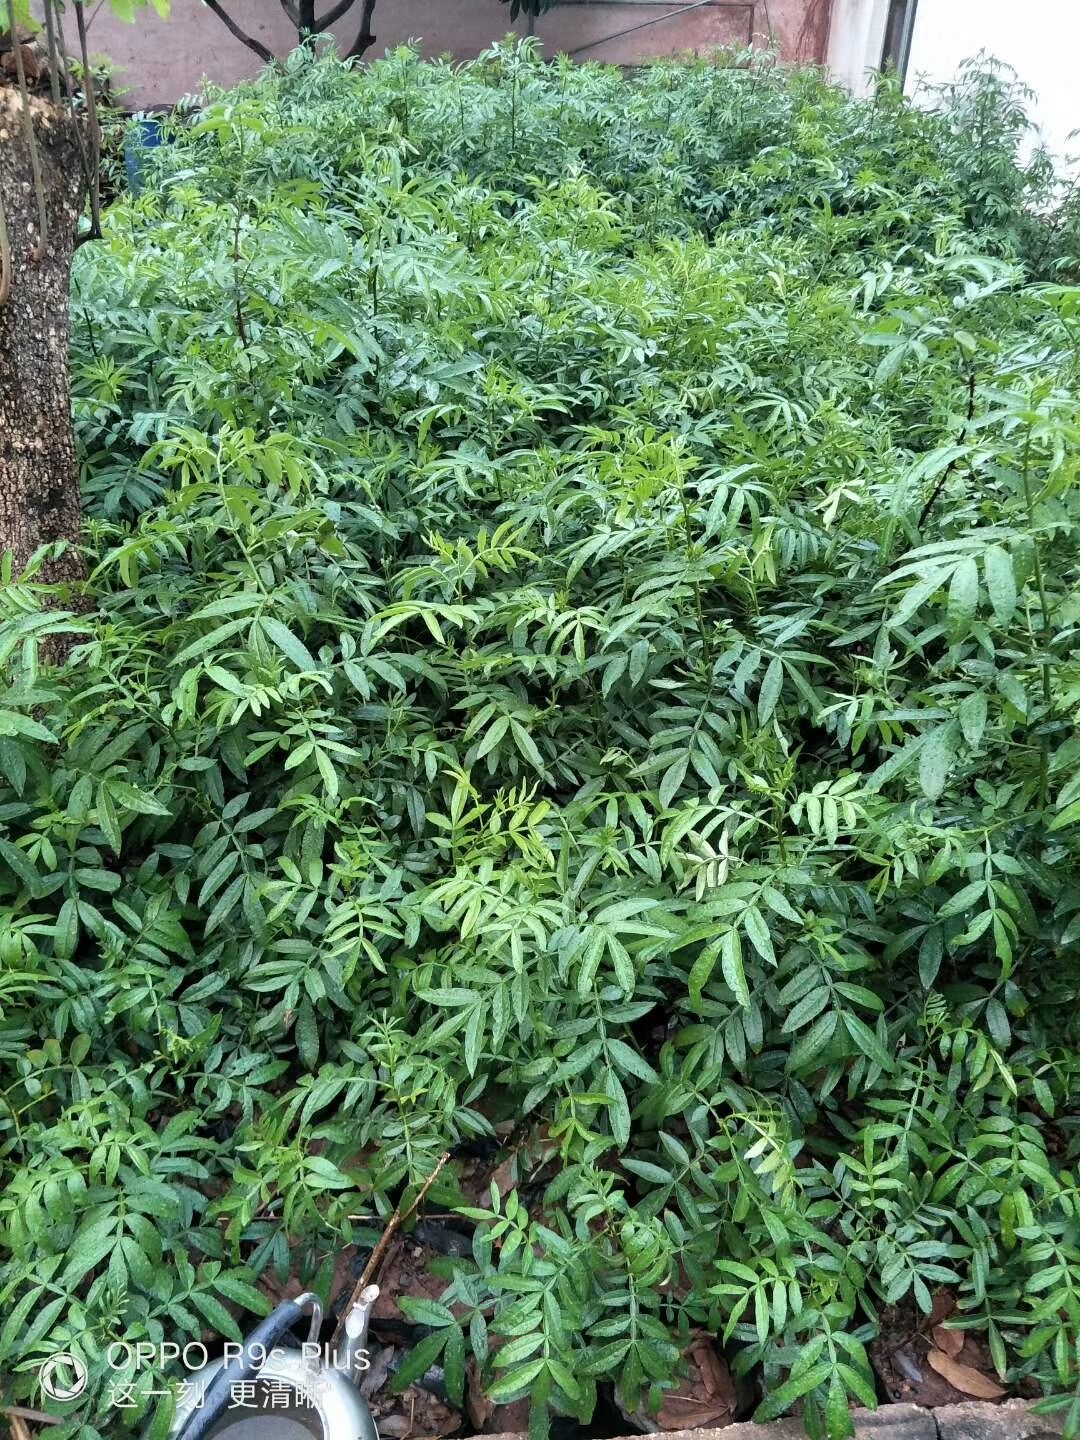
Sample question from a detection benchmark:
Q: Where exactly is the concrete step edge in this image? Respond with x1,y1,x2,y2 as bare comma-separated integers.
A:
477,1398,1065,1440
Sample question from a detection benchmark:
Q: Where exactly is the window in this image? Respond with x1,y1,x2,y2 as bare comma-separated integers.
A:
880,0,917,79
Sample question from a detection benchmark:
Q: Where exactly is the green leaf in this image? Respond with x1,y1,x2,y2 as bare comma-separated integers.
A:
622,1159,673,1185
939,879,986,918
985,996,1010,1047
918,928,943,988
842,1012,896,1073
722,927,751,1007
399,1297,456,1328
476,715,509,758
108,780,173,816
145,1394,178,1440
487,1359,547,1404
757,1361,834,1418
465,1003,485,1075
825,1372,854,1440
391,1331,448,1392
607,1038,658,1082
947,556,979,630
761,886,800,923
789,1011,838,1071
741,905,774,965
783,986,830,1033
63,1213,118,1285
121,1235,158,1292
1049,798,1080,832
659,753,688,809
548,1359,582,1402
0,711,57,743
174,617,252,664
997,671,1028,717
605,1069,632,1148
190,1291,244,1342
757,656,784,726
54,896,79,960
629,639,650,685
958,690,987,748
0,839,40,896
594,897,661,925
213,1274,273,1315
260,618,319,672
688,943,718,1011
919,725,955,801
511,721,545,770
983,545,1017,624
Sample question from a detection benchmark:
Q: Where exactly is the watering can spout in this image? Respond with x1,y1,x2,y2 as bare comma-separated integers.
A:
336,1284,380,1382
169,1288,381,1440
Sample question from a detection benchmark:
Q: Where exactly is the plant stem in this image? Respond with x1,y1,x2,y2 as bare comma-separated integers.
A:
329,1149,450,1348
917,364,976,531
1020,429,1053,813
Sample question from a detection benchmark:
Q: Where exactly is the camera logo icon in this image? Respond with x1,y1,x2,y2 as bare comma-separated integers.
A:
39,1352,89,1402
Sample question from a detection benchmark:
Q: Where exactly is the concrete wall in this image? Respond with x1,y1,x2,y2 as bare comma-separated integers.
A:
825,0,887,95
76,0,831,109
825,0,1080,165
904,0,1080,166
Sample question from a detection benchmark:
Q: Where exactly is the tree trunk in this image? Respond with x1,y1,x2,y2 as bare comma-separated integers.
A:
0,82,85,591
345,0,377,59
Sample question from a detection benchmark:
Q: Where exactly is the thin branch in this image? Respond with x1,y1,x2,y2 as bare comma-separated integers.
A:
48,0,96,239
42,0,62,105
0,193,11,308
329,1151,450,1350
279,0,300,27
202,0,275,62
232,205,249,349
72,275,99,357
8,0,49,261
344,0,377,59
313,0,357,33
916,366,977,530
73,0,101,244
49,0,76,98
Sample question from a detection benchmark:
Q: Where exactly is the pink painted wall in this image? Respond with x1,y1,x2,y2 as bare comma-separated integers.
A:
78,0,831,109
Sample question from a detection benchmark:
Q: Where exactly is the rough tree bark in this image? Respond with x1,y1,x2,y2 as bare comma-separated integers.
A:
0,80,85,590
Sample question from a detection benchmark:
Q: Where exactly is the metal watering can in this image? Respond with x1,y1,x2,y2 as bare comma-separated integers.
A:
169,1287,380,1440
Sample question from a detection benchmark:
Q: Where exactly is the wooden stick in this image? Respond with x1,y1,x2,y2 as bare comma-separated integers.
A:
330,1151,451,1349
5,1403,61,1426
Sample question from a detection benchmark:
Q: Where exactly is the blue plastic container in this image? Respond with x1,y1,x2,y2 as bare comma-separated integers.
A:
124,115,166,194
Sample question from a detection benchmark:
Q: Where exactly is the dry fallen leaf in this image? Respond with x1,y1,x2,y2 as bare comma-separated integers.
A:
490,1156,517,1198
932,1325,964,1358
371,1238,449,1322
654,1334,737,1430
466,1356,492,1430
373,1384,460,1439
929,1291,957,1328
926,1347,1005,1399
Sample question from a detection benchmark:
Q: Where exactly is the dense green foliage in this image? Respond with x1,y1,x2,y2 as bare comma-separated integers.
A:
2,42,1080,1440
